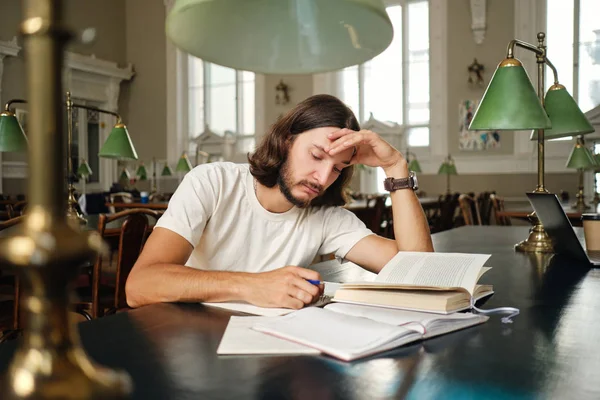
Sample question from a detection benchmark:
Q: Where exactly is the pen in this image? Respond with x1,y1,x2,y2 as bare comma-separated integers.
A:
306,279,322,285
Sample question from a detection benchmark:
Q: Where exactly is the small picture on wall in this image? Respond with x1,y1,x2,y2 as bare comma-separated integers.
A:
15,108,28,135
458,100,500,151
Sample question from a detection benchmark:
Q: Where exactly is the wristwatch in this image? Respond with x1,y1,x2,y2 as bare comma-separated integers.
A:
383,171,419,192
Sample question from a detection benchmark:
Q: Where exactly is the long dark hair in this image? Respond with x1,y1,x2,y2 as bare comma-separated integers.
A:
248,94,360,207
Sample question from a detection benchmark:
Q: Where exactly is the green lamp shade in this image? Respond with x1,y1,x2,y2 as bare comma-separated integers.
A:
0,111,28,152
161,164,173,176
166,0,393,74
595,154,600,169
469,59,551,131
176,153,192,172
136,164,148,177
99,123,138,160
77,160,93,177
119,168,131,180
566,144,596,170
408,158,422,173
138,172,148,181
530,85,595,140
438,161,458,175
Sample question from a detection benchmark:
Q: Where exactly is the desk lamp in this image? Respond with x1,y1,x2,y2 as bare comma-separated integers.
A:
0,100,28,152
438,155,458,194
77,158,92,197
469,32,594,253
566,136,597,211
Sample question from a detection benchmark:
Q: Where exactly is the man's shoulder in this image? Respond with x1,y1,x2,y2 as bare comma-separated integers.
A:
188,162,249,180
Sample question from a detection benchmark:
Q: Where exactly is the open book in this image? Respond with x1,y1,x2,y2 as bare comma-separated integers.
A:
332,252,493,314
241,303,488,361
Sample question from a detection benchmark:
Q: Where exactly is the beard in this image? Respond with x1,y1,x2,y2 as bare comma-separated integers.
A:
277,159,323,208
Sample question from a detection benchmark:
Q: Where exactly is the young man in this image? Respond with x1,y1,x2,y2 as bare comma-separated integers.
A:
126,95,433,309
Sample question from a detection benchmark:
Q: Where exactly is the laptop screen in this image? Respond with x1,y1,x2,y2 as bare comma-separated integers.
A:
526,192,590,264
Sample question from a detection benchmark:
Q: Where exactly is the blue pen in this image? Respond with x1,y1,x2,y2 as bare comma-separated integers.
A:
306,279,321,285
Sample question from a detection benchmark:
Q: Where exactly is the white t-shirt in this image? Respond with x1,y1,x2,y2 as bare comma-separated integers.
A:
155,162,373,272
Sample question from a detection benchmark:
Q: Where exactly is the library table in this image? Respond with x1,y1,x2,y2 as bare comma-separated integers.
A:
0,226,599,399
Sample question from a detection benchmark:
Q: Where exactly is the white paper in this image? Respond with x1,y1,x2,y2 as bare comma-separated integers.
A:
203,281,341,316
217,316,320,355
252,308,420,361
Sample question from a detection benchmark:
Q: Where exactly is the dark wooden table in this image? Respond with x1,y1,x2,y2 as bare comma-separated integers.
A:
1,226,599,399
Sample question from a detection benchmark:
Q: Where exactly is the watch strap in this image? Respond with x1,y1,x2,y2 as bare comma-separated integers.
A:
384,177,411,192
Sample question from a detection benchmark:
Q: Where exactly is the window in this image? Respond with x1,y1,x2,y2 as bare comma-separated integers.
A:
187,57,256,154
546,0,600,113
337,0,430,192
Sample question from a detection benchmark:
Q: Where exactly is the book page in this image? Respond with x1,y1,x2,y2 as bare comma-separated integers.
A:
324,303,487,337
217,316,320,355
252,308,421,361
374,252,491,294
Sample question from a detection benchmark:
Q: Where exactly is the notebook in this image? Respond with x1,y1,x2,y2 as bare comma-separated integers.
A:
247,304,488,361
332,252,494,313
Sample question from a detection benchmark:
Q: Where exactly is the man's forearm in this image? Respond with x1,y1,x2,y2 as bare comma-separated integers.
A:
126,263,253,308
384,162,434,252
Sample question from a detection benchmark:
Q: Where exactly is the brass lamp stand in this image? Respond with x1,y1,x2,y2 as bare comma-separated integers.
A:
0,0,131,398
65,91,125,226
506,35,553,253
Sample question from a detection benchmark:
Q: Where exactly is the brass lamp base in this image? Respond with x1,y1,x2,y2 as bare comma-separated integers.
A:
66,183,87,226
4,346,131,399
515,213,554,253
0,212,131,399
571,196,591,212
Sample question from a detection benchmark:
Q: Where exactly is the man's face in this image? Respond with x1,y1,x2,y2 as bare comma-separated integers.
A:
277,127,355,208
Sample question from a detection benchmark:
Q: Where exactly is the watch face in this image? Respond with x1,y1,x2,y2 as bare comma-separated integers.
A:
410,171,419,190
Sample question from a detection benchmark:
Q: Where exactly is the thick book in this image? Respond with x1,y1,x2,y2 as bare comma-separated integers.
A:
332,252,493,314
246,303,488,361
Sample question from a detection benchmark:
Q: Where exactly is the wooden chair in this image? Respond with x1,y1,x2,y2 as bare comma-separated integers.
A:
430,193,460,233
11,201,27,216
0,204,14,221
348,194,388,236
75,208,160,319
490,193,511,226
0,216,25,342
477,192,494,225
458,194,482,226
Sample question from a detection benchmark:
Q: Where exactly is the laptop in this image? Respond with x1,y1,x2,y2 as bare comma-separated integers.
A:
526,192,600,266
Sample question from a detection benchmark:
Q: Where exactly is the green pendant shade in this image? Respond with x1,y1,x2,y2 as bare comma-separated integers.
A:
161,164,173,176
566,143,596,170
77,159,93,178
530,84,595,140
469,58,551,131
99,123,138,160
0,111,28,152
408,158,422,173
176,153,193,172
119,167,131,180
166,0,393,74
594,154,600,170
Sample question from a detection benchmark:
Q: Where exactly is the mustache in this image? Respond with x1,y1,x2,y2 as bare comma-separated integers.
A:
299,180,323,194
